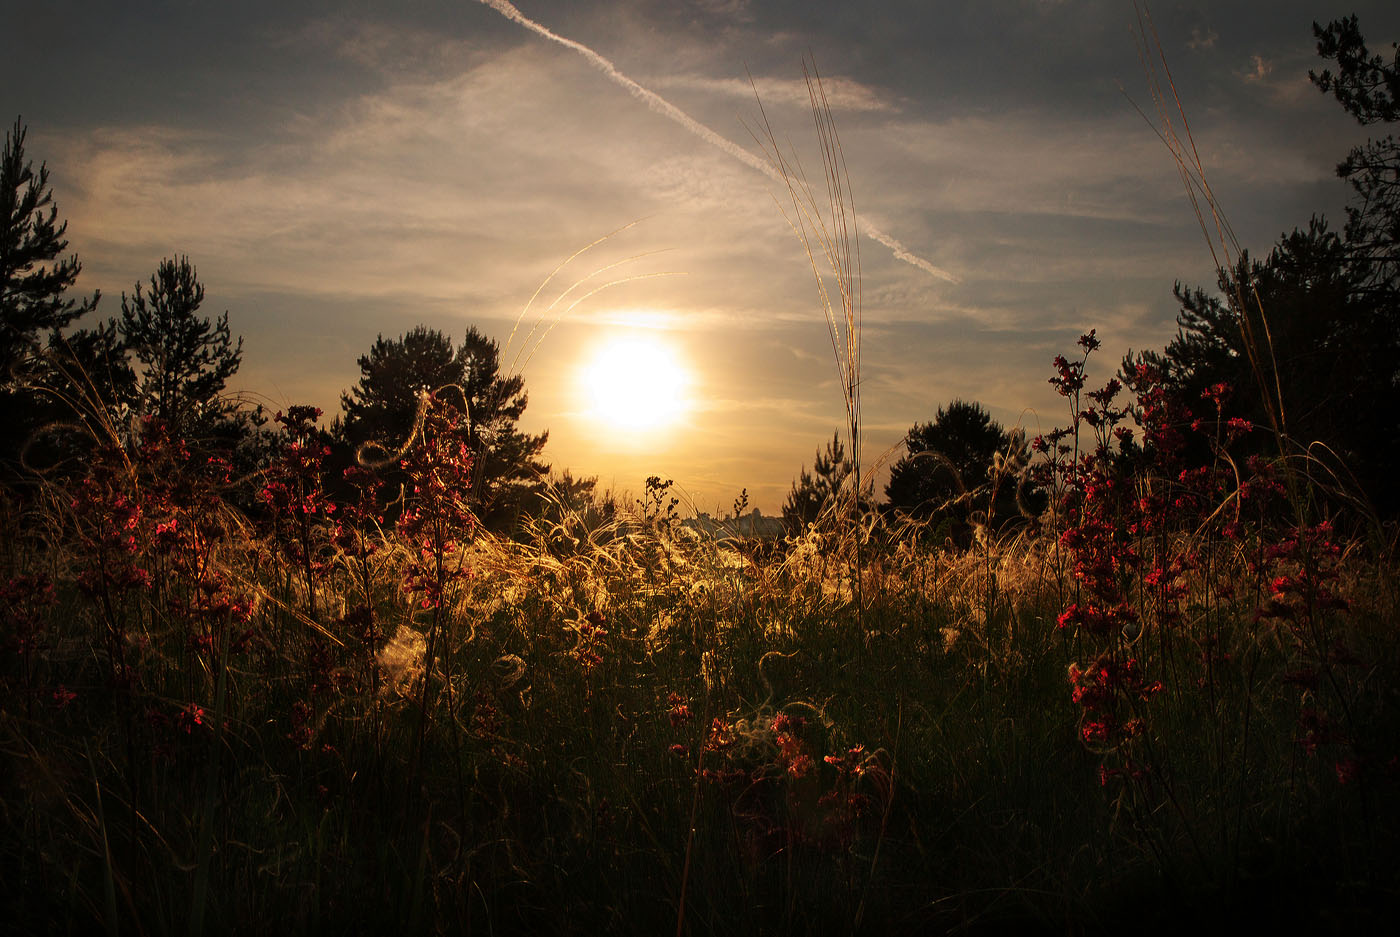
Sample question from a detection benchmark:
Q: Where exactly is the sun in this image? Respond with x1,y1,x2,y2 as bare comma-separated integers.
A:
578,334,691,435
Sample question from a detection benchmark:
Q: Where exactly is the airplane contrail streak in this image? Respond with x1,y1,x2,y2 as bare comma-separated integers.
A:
477,0,959,284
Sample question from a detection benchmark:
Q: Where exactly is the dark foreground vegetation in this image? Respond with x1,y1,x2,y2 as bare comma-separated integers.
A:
3,334,1398,935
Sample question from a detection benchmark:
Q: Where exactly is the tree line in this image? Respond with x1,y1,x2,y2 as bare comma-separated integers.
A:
0,117,552,532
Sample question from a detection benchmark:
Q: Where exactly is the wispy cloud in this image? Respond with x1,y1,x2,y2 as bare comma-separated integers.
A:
692,0,754,21
475,0,956,282
649,73,895,112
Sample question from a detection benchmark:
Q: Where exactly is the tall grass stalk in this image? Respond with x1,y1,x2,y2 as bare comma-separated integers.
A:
749,59,866,633
1128,2,1289,453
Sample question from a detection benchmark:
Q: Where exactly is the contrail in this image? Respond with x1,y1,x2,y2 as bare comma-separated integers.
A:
476,0,959,284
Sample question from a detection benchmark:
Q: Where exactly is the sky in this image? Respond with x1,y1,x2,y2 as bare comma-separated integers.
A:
6,0,1398,514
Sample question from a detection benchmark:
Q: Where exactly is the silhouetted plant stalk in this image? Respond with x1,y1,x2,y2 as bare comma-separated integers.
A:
750,58,866,635
502,223,683,378
397,390,476,790
333,463,388,753
3,572,56,723
260,406,334,622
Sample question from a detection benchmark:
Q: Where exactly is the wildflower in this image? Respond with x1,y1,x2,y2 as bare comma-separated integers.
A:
471,691,502,738
666,692,693,728
177,703,205,734
1049,355,1086,396
705,717,736,753
772,712,805,735
1056,604,1083,630
52,685,77,709
772,714,812,778
785,753,815,779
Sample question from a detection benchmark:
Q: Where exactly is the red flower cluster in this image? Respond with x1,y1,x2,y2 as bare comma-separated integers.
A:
569,611,608,672
397,393,475,611
666,692,693,729
772,713,813,779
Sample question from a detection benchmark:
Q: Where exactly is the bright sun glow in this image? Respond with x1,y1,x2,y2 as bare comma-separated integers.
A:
579,334,691,435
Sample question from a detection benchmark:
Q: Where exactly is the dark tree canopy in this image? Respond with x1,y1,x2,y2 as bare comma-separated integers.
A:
0,117,97,380
1126,218,1400,517
119,256,242,439
340,325,549,531
781,431,870,533
1120,17,1400,519
1310,16,1400,300
341,326,461,447
0,117,102,473
884,399,1025,532
1311,16,1400,125
1130,220,1361,423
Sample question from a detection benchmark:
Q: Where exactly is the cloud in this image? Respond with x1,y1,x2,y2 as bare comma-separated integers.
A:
1229,48,1327,111
294,17,482,77
475,0,955,282
690,0,754,22
874,112,1184,223
1187,27,1218,51
1241,54,1273,83
32,0,1373,514
648,73,895,113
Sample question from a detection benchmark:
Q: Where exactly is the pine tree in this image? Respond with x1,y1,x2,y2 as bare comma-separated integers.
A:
0,117,101,473
782,432,870,533
1124,218,1400,516
1310,16,1400,299
884,400,1025,535
119,256,243,439
340,325,549,531
0,117,97,379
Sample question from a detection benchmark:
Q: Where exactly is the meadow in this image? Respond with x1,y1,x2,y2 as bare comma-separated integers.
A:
3,324,1398,936
6,27,1400,934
